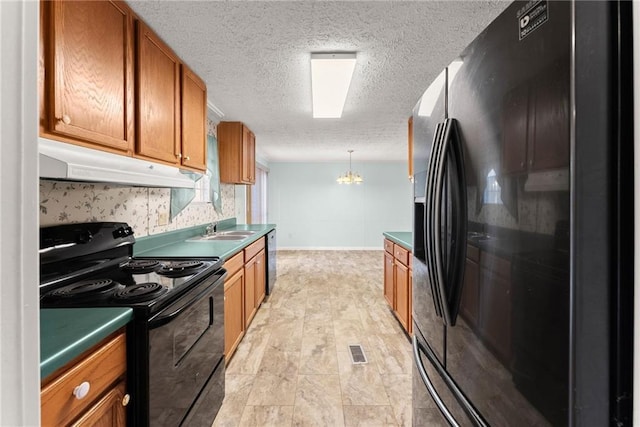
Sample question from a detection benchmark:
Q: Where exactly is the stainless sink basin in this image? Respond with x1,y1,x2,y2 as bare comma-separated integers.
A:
186,230,256,242
205,235,248,241
220,231,256,236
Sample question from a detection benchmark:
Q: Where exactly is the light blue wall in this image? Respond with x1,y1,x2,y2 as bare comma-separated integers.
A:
268,162,412,249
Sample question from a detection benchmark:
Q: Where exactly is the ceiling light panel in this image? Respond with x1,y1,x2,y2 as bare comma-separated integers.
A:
311,53,357,118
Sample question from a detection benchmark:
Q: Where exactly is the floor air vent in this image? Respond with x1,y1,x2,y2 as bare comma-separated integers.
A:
348,344,368,364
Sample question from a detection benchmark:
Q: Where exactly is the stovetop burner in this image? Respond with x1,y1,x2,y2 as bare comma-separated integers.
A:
46,278,122,301
122,259,161,274
113,282,168,303
157,260,205,278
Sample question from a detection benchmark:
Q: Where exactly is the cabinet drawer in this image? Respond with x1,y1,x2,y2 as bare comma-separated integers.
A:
41,332,126,427
394,245,410,266
384,239,394,254
224,250,244,277
466,244,480,263
244,237,265,261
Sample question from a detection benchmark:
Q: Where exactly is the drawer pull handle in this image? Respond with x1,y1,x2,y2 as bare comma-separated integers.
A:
184,156,190,161
73,381,90,400
122,394,130,406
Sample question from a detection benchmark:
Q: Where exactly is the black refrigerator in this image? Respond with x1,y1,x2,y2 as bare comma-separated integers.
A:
411,1,633,426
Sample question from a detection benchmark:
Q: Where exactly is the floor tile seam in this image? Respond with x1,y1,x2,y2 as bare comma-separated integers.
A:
293,374,344,412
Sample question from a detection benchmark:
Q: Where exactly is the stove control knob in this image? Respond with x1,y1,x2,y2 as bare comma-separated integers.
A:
113,227,133,238
77,230,93,244
73,381,91,400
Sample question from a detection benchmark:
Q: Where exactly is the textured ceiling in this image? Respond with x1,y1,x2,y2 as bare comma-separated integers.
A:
128,1,510,162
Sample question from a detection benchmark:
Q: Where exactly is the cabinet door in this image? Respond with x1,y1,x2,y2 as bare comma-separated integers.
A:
395,261,410,332
45,1,134,152
384,251,395,308
244,257,257,327
181,64,207,171
479,269,512,364
254,249,266,307
136,20,180,164
460,257,480,329
224,269,244,361
71,381,127,427
501,84,529,174
242,126,255,184
408,116,414,179
529,62,570,171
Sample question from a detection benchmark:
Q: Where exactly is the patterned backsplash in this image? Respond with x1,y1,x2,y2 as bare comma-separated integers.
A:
467,185,568,235
39,119,237,236
39,181,236,236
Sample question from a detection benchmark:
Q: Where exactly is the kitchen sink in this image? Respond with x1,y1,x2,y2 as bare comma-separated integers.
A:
219,231,256,236
205,235,248,241
186,230,256,242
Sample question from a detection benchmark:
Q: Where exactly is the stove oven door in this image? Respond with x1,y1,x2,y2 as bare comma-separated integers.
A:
147,273,225,426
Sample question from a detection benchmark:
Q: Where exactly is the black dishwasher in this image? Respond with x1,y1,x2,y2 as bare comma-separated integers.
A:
265,229,277,295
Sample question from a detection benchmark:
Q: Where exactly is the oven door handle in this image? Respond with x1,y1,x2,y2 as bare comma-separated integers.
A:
149,276,224,328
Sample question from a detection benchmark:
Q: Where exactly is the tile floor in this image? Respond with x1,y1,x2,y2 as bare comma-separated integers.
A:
212,250,414,427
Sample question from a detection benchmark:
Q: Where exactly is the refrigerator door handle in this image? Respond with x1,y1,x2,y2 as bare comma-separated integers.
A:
442,118,468,325
425,122,446,318
412,335,461,427
432,119,454,325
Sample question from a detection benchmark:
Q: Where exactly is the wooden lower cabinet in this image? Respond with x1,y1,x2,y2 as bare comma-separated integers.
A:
460,246,480,328
479,256,512,364
460,243,512,365
224,268,245,362
41,331,128,427
244,257,257,326
224,237,267,362
255,250,266,307
383,238,412,335
244,248,266,328
71,380,127,427
395,261,410,332
384,251,395,307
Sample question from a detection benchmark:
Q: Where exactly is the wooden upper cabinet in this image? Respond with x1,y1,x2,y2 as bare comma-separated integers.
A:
41,0,134,153
135,20,181,166
502,61,569,175
501,83,530,175
408,116,414,180
529,61,570,172
242,127,255,183
218,121,256,184
181,64,207,171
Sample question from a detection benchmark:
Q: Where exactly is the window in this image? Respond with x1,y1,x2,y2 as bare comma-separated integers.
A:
483,169,502,205
192,170,212,203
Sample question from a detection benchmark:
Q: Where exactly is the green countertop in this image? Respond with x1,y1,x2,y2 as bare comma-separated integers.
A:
41,308,132,380
134,223,276,260
383,231,412,251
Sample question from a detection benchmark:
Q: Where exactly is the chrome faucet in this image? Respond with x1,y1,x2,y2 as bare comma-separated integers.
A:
205,222,217,235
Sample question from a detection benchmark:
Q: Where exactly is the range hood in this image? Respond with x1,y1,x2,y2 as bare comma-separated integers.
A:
524,168,569,192
39,138,199,188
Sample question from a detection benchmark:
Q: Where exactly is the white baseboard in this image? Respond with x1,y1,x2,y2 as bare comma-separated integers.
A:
278,246,381,251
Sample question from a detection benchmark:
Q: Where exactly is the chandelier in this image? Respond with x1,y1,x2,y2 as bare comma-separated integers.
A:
337,150,363,184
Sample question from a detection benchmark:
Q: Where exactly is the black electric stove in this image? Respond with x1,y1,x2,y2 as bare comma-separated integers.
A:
39,222,226,427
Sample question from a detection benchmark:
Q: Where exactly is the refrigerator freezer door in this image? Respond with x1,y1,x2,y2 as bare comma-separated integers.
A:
445,1,571,425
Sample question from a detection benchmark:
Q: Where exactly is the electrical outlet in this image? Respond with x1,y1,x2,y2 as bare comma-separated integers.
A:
158,212,169,226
